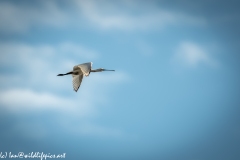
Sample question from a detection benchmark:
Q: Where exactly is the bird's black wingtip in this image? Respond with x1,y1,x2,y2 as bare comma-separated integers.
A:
73,88,78,92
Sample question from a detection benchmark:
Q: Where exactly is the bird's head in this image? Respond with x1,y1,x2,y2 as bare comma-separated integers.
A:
94,68,104,72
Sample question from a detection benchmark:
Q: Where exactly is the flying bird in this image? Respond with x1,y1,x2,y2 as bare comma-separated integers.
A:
57,62,115,92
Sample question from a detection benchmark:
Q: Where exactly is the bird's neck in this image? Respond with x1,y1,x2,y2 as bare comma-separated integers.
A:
91,68,102,72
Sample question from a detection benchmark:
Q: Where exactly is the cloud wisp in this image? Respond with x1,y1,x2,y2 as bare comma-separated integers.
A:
172,41,218,68
76,0,206,31
0,0,206,33
0,41,129,138
0,42,128,114
0,1,68,33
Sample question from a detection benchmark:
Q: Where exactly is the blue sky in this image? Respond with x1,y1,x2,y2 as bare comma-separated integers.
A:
0,0,240,160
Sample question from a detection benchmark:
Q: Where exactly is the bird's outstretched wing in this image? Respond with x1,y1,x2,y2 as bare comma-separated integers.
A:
72,74,83,92
73,62,92,76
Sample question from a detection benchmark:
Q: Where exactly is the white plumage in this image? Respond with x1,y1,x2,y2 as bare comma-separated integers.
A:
74,62,92,76
57,62,115,92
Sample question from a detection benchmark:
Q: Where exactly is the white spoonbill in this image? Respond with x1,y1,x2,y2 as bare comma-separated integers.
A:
57,62,115,92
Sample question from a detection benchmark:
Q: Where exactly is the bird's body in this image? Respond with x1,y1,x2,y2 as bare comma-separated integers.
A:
57,62,115,92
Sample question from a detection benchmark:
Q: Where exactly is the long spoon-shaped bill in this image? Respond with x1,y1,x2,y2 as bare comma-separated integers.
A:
103,69,115,71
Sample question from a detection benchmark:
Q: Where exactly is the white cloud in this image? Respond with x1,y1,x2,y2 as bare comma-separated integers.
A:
0,42,98,62
0,41,129,137
0,1,68,33
173,41,218,68
0,0,206,33
0,89,84,113
0,42,129,115
76,0,206,31
0,42,100,94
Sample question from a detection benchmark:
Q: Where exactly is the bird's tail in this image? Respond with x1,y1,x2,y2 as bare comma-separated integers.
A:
57,71,73,76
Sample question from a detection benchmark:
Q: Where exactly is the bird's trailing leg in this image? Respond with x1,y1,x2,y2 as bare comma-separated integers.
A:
57,71,73,76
